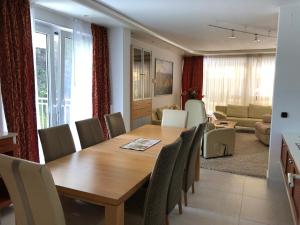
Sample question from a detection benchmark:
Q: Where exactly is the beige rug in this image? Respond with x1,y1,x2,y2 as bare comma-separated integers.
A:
200,132,269,178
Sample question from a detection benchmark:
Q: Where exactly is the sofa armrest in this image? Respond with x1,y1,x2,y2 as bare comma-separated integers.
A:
262,114,271,123
152,119,161,125
213,111,227,120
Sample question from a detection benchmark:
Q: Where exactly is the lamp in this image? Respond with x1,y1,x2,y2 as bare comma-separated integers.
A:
253,34,261,42
228,29,236,39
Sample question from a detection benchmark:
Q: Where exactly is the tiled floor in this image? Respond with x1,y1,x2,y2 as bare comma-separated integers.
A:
170,169,293,225
0,169,293,225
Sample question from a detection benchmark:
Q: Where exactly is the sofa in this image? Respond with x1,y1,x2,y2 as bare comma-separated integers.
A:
255,114,271,145
152,104,180,125
214,104,272,128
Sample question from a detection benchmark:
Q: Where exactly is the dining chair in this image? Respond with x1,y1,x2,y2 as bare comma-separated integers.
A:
0,154,102,225
124,138,182,225
185,99,208,128
75,117,105,149
166,127,196,221
104,112,126,138
0,154,31,225
38,124,76,163
161,109,188,128
182,122,206,206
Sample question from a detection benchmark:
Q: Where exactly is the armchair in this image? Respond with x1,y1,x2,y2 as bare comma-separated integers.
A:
203,128,235,159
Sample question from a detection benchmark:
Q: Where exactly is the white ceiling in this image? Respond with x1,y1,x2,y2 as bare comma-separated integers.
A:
33,0,298,53
31,0,127,28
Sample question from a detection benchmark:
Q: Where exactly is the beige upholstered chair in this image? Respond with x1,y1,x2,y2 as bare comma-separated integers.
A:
0,155,31,225
185,99,208,128
75,118,105,149
161,109,188,128
203,128,236,158
104,112,126,138
0,154,102,225
38,124,76,163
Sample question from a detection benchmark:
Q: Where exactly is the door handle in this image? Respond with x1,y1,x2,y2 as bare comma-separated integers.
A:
287,173,300,188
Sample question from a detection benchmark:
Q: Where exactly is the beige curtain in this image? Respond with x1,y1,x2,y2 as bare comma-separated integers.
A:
203,55,275,114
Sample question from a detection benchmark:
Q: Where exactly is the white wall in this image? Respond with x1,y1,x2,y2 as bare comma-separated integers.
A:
269,2,300,180
108,27,131,131
131,38,183,109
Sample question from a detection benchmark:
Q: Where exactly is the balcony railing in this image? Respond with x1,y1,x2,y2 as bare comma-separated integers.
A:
37,97,71,129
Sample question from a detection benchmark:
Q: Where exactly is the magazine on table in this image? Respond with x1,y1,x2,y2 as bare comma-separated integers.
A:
121,138,161,151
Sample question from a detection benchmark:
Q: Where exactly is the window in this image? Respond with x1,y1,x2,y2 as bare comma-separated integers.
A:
203,55,275,114
33,23,73,129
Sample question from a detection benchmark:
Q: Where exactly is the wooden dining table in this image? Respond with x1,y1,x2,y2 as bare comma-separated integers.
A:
47,125,189,225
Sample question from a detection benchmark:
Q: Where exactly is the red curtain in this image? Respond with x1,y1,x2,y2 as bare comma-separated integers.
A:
91,24,110,139
181,56,204,109
0,0,39,162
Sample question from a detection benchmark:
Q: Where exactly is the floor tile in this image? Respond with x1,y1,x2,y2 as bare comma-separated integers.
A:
243,176,287,202
239,219,268,225
197,170,245,195
240,196,293,225
169,206,239,225
187,187,242,218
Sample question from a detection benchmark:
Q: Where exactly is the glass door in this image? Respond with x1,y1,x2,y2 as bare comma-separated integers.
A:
143,50,151,99
34,23,73,129
132,47,152,100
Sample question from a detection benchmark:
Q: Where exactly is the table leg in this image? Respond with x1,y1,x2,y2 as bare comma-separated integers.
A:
105,203,124,225
195,145,200,181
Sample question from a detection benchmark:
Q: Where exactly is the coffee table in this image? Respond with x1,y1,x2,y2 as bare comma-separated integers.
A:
213,120,237,129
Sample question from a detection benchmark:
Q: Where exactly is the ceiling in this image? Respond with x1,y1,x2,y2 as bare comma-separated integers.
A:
32,0,298,53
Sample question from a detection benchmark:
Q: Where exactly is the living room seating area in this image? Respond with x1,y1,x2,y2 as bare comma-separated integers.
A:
214,104,272,128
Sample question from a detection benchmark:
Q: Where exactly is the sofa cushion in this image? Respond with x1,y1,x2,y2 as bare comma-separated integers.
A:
227,105,248,118
156,106,176,120
227,117,262,128
215,105,227,115
249,104,272,119
170,104,180,110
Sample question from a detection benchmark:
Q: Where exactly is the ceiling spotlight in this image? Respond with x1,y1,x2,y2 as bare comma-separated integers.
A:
253,34,261,42
228,29,236,39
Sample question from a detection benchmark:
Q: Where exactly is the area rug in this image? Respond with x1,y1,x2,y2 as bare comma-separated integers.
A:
200,132,269,178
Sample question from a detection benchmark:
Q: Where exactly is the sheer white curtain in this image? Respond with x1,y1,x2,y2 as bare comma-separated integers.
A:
203,55,275,114
0,84,7,133
70,19,93,149
245,55,275,105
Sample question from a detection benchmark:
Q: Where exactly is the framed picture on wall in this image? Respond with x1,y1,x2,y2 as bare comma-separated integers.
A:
154,58,173,96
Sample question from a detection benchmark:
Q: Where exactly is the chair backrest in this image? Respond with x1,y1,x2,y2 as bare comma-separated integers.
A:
75,118,105,149
185,99,207,128
143,138,182,225
166,127,196,214
0,154,31,225
0,154,66,225
161,109,188,128
38,124,76,163
183,122,206,192
104,112,126,138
